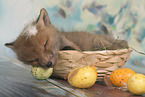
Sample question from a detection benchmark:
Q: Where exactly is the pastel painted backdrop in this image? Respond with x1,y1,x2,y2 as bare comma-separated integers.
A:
0,0,145,73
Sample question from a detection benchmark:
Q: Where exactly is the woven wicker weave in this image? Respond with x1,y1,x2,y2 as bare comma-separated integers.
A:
52,48,133,81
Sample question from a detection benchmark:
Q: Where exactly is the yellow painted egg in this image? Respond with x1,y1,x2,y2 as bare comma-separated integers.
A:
109,68,135,87
127,73,145,95
68,66,97,88
31,66,53,80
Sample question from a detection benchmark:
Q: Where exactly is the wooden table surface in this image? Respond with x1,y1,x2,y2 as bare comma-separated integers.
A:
0,57,144,97
51,78,143,97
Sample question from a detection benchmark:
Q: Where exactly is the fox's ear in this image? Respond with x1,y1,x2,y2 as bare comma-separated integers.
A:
36,8,51,27
5,42,15,49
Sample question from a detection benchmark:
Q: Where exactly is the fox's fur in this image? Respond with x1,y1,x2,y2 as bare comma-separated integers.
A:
5,8,128,68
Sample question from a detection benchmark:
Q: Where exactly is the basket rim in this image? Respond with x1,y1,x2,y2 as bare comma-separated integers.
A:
59,47,133,54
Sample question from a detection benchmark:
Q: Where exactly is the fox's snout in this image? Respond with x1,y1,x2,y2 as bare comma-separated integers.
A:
29,57,56,68
46,61,52,67
38,61,53,68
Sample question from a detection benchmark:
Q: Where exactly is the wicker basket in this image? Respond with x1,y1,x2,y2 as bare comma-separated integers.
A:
52,48,133,81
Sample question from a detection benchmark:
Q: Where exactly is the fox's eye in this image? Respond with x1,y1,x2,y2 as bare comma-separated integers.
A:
44,40,48,49
28,59,38,63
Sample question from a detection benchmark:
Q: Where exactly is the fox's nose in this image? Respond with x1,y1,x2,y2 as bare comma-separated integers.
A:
46,61,52,67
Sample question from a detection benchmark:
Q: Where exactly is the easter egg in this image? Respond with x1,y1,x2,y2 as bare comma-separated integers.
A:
31,66,53,80
68,66,97,88
109,68,135,87
127,73,145,95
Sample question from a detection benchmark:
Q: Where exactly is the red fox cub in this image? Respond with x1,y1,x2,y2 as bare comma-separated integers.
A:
5,8,128,68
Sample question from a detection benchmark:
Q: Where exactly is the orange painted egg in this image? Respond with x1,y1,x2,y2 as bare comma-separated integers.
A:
109,68,135,87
